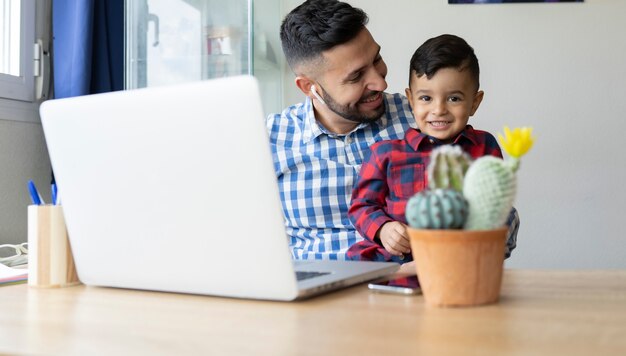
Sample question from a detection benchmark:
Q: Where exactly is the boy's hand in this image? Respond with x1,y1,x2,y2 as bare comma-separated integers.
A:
378,221,411,256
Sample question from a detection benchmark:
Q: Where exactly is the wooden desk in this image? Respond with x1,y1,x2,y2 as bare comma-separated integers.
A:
1,270,625,355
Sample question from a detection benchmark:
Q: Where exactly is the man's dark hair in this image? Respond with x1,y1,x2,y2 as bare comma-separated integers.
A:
280,0,368,72
409,34,480,90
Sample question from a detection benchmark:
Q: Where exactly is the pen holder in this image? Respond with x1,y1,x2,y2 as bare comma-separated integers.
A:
27,205,80,288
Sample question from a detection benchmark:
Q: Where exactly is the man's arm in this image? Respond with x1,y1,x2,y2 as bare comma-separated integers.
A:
505,207,519,259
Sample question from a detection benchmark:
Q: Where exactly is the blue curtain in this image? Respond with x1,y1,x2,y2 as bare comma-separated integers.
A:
51,0,124,184
52,0,124,99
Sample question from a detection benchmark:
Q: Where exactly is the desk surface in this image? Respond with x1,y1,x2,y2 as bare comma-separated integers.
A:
1,270,625,355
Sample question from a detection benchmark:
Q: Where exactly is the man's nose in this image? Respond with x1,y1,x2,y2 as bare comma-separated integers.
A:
365,66,388,92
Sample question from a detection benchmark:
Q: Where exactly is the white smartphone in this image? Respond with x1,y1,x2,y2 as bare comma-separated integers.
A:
368,275,421,295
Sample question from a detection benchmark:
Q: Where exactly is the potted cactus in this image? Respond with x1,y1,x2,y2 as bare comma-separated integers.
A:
406,127,534,307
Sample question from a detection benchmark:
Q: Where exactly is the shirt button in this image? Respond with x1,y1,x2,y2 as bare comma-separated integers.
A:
429,138,435,144
346,137,353,144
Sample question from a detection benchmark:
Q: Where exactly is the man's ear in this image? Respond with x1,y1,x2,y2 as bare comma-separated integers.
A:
295,76,315,97
470,90,484,116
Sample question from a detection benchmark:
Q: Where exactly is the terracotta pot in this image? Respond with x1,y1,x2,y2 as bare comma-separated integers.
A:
408,227,507,307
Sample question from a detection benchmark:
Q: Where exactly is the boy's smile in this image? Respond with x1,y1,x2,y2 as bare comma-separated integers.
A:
405,67,483,143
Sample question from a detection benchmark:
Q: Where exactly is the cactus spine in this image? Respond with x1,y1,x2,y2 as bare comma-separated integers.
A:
406,189,469,229
463,157,519,230
427,145,472,191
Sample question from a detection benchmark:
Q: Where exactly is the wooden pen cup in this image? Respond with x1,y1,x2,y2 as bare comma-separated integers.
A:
27,205,80,288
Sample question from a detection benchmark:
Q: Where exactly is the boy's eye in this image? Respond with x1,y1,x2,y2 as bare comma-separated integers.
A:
448,96,462,102
419,95,431,102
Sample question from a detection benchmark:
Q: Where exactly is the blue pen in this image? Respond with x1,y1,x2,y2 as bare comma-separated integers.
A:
51,183,58,205
28,180,42,205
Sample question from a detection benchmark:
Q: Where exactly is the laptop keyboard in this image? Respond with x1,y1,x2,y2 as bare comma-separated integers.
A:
296,271,330,281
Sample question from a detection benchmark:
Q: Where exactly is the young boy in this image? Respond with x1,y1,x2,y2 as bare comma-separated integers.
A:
347,34,503,262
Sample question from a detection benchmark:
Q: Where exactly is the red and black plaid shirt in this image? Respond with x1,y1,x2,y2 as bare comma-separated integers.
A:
347,125,503,262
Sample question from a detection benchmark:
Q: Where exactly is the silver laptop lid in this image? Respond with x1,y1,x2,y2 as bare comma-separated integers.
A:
40,76,300,300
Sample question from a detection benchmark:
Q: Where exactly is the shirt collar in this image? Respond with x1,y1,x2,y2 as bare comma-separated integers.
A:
301,94,391,144
302,97,324,143
406,125,480,151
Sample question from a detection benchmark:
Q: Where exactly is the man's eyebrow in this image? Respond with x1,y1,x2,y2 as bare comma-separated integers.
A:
342,46,382,82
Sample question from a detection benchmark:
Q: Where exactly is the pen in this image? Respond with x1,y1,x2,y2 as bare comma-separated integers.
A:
28,180,42,205
51,183,58,205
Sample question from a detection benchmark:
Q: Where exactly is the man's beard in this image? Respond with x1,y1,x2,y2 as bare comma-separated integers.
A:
317,85,385,124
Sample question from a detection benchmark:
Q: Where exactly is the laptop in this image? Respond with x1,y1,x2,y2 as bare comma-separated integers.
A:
39,75,398,301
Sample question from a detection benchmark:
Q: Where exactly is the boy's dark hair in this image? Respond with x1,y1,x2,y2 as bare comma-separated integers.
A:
409,34,480,90
280,0,368,72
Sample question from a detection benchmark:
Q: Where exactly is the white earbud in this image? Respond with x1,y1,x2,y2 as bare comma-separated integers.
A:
310,85,326,106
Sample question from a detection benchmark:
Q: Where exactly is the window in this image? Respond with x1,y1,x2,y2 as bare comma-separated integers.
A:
0,0,34,102
0,0,40,123
0,0,21,77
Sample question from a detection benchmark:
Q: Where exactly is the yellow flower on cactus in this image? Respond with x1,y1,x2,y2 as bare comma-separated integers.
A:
498,126,535,159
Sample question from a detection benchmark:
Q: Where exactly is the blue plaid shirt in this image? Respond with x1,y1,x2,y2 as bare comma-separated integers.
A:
266,93,417,260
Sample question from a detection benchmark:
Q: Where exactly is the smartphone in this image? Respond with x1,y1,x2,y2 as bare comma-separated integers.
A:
368,275,421,295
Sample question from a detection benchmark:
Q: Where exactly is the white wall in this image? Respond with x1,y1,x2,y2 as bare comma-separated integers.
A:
281,0,626,269
0,120,51,245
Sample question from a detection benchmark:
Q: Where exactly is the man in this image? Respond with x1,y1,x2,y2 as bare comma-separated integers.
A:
267,0,415,260
267,0,518,261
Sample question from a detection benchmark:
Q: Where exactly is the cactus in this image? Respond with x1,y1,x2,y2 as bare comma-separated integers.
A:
406,188,468,229
463,127,534,230
463,157,517,229
427,145,472,192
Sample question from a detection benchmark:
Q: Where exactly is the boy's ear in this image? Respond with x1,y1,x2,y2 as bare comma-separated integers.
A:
405,88,414,112
295,76,315,97
470,90,485,116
